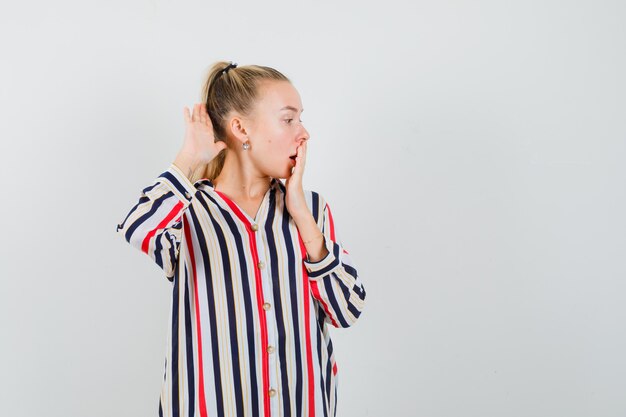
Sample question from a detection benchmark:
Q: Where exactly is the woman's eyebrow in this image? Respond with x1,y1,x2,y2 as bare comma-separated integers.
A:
279,106,303,113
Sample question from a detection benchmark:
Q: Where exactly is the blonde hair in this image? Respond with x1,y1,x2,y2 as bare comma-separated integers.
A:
200,61,290,180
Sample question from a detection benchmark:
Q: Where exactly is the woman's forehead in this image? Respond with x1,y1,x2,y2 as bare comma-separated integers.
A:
257,81,302,112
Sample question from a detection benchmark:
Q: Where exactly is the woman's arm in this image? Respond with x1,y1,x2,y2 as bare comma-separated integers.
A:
115,103,225,282
292,210,329,263
115,163,198,282
293,192,367,328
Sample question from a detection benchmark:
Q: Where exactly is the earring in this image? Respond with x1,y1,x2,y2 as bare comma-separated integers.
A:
243,141,250,150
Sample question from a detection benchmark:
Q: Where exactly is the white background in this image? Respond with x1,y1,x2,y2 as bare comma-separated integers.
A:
1,1,625,416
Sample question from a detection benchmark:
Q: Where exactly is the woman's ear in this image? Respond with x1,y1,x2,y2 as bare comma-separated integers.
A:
228,115,251,146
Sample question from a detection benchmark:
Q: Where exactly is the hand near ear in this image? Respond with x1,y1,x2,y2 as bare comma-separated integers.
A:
181,103,228,163
174,103,228,182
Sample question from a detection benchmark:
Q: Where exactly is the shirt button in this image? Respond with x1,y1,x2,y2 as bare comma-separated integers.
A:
263,302,271,310
269,389,277,397
258,260,265,269
251,223,259,231
184,191,191,199
267,345,275,353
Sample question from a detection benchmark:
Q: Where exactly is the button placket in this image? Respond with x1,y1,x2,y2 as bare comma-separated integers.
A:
263,298,277,399
255,227,279,404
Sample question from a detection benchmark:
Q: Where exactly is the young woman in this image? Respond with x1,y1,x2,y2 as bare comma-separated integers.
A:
116,61,367,417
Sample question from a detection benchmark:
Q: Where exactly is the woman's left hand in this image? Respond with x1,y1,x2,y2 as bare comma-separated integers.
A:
285,140,310,219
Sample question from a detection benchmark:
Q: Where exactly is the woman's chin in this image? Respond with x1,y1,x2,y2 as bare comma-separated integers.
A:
276,170,291,180
267,169,289,180
278,164,296,180
265,161,296,180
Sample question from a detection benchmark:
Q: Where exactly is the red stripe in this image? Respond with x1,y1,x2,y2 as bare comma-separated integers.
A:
325,204,341,377
298,235,316,417
308,202,339,326
215,191,271,417
141,200,185,254
309,280,339,328
325,206,348,254
326,203,335,242
183,217,209,417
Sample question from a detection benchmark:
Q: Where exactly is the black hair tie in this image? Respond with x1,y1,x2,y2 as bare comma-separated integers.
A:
219,62,237,77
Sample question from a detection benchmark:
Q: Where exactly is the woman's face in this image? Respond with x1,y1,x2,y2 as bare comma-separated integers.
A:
244,80,310,179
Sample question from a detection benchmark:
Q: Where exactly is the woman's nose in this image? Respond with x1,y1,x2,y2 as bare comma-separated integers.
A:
301,126,310,141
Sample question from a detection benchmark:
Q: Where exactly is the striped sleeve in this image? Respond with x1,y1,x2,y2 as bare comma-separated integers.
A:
115,163,197,282
303,193,367,328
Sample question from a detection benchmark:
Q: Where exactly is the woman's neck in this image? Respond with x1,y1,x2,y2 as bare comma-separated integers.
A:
212,150,272,200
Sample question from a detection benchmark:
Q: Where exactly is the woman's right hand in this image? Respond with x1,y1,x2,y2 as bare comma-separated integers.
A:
173,103,228,182
181,103,228,163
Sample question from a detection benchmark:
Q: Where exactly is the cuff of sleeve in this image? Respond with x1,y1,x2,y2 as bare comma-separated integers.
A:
158,163,198,204
303,236,341,280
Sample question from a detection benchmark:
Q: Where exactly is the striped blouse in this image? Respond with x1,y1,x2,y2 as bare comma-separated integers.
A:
115,163,367,417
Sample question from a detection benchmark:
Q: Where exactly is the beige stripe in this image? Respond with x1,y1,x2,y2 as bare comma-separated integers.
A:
230,221,250,412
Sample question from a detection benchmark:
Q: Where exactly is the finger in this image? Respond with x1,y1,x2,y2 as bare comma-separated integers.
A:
298,142,306,159
199,103,206,123
215,140,226,151
192,103,199,121
183,106,190,122
294,148,304,173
